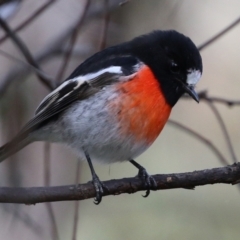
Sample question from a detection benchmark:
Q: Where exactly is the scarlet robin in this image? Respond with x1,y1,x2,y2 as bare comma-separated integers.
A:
0,30,202,204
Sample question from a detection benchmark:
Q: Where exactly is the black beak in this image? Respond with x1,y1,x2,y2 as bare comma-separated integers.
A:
182,84,199,103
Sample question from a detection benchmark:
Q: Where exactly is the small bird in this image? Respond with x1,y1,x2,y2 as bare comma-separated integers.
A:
0,30,202,204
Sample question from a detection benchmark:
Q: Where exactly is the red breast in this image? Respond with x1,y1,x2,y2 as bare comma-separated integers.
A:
110,66,172,145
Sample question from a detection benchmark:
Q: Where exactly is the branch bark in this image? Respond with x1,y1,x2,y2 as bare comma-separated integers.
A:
0,162,239,204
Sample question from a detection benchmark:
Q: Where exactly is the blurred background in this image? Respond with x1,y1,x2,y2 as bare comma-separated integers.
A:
0,0,240,239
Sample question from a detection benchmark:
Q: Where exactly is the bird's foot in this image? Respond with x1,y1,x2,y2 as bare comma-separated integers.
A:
137,167,157,197
91,174,108,205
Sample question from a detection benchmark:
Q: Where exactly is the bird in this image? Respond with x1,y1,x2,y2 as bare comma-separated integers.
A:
0,30,202,204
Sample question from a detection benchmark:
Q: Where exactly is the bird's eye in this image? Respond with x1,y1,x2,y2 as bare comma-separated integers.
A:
170,61,180,73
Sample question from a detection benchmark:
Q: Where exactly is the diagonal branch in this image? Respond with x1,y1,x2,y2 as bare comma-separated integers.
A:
168,120,229,165
0,16,55,90
0,0,57,44
198,16,240,51
0,162,239,204
0,26,78,97
0,0,123,96
205,101,238,163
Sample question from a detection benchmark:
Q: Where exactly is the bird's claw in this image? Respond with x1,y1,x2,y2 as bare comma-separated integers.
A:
92,175,107,205
137,168,157,197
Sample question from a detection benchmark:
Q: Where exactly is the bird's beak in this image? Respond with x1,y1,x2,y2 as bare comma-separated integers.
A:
182,84,199,103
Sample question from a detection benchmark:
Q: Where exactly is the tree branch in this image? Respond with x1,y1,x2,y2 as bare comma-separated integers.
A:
198,90,240,106
55,0,91,82
168,120,229,165
205,101,238,163
0,16,55,90
98,0,110,50
183,90,240,107
0,0,57,44
198,16,240,51
0,163,239,204
0,0,123,96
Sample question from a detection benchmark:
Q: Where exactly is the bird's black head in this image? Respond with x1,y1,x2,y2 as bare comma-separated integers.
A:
129,30,203,106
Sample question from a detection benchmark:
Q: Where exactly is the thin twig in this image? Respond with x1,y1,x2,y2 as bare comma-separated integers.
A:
0,0,57,44
99,0,110,50
72,160,81,240
2,204,43,235
205,97,240,106
183,91,240,107
204,101,238,163
0,48,53,82
0,0,122,96
55,0,91,82
0,17,55,90
184,93,239,163
199,91,240,106
44,143,59,240
0,162,239,204
198,16,240,51
0,27,76,97
168,120,229,165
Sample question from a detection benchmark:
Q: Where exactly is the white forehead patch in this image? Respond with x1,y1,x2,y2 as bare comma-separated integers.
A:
186,69,201,86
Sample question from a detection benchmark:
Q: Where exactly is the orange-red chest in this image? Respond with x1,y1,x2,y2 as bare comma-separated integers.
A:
110,66,172,145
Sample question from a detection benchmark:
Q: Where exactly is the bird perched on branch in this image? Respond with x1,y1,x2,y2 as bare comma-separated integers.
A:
0,30,202,204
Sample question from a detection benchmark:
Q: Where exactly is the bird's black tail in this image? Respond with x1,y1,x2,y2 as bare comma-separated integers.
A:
0,132,32,162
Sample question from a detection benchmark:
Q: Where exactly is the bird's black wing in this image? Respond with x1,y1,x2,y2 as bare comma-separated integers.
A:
18,51,140,134
21,72,120,133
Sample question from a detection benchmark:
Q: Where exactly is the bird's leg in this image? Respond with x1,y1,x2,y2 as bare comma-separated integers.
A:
129,159,157,197
84,150,106,204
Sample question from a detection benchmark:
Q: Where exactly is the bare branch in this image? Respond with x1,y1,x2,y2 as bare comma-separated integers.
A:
204,101,238,163
0,0,122,96
55,0,91,82
183,91,240,107
2,204,43,235
168,120,229,165
99,0,110,50
204,97,240,106
0,163,239,204
197,91,240,107
182,92,239,164
0,17,55,90
0,27,74,97
0,0,57,44
198,16,240,51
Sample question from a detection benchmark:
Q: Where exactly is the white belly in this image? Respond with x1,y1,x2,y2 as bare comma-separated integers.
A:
34,88,150,163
